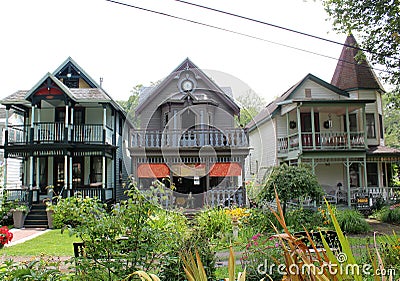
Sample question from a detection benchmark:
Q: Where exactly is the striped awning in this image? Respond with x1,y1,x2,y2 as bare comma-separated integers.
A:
210,162,241,177
137,163,170,178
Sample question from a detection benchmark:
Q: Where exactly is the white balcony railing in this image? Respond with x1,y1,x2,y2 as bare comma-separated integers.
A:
131,129,248,148
7,123,113,145
278,131,365,153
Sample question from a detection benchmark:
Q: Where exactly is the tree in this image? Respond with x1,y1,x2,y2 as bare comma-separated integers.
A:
118,81,162,127
323,0,400,95
118,84,142,127
383,94,400,148
257,163,323,215
236,89,265,127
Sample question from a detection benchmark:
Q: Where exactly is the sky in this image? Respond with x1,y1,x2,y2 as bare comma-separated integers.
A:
0,0,353,105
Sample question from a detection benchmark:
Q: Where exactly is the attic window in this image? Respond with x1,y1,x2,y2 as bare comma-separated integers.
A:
64,78,79,88
305,88,311,98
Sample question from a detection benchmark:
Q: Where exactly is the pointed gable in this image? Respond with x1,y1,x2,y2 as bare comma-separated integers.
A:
331,34,384,92
136,58,240,115
246,74,349,130
53,57,98,89
25,73,76,105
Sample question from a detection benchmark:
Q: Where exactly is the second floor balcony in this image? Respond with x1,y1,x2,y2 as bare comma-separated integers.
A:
278,131,366,154
131,129,248,149
7,122,113,145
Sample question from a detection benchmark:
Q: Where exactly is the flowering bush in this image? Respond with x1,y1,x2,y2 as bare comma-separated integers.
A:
0,226,13,246
240,233,284,281
225,207,250,223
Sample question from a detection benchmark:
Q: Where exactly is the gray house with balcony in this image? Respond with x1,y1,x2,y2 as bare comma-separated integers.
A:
129,58,250,208
1,57,131,204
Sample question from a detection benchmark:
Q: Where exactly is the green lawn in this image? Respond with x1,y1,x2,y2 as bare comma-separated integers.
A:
2,230,81,257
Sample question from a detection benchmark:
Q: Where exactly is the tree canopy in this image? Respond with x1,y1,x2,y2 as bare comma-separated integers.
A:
257,163,323,214
383,94,400,148
323,0,400,95
236,90,265,127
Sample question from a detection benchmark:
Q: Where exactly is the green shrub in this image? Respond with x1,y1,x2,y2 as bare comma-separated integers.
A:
52,195,106,229
162,228,216,281
69,181,191,280
246,208,279,235
0,257,70,280
0,200,16,226
335,209,371,234
285,208,326,232
375,205,400,224
195,207,232,241
240,233,284,281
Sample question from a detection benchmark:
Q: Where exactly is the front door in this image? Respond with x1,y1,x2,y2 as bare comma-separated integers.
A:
53,157,65,195
34,157,48,194
72,157,84,188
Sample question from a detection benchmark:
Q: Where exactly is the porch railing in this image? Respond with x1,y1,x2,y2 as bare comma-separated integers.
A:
323,186,400,205
131,129,248,148
37,122,65,142
73,124,103,143
278,131,365,153
205,187,245,207
7,123,113,145
8,125,30,144
71,186,114,202
4,188,40,207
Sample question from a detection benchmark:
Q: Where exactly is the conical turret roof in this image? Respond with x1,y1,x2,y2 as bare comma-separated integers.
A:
331,34,384,92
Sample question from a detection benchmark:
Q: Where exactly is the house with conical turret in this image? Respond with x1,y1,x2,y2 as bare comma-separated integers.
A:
247,35,400,207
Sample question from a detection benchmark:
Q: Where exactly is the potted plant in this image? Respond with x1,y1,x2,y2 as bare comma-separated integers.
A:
43,196,57,229
0,226,13,248
12,204,29,229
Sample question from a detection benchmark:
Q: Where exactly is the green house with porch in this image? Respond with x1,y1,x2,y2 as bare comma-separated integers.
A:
1,57,131,207
247,35,400,207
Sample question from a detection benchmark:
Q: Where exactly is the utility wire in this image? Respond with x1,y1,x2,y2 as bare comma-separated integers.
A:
175,0,399,61
105,0,393,76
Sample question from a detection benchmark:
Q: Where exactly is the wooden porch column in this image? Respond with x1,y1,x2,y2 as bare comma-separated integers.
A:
311,107,316,149
30,155,34,189
363,156,368,189
3,107,9,188
30,105,35,144
36,158,40,191
64,155,68,197
241,158,247,206
65,104,69,142
70,106,74,142
102,156,106,189
362,105,367,148
296,105,302,152
103,104,107,144
345,105,351,149
345,158,351,207
69,156,73,196
3,157,7,189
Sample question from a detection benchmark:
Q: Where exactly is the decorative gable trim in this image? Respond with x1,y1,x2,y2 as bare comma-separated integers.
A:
53,57,98,88
136,58,240,115
25,73,76,105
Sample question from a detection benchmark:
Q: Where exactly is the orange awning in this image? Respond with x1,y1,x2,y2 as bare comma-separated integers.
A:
138,163,170,178
210,162,242,177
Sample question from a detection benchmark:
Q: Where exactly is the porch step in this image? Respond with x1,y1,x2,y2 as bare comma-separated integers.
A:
24,203,48,228
183,209,200,223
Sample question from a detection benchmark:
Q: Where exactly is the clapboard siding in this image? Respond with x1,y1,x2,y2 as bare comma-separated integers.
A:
291,80,345,100
247,118,277,182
